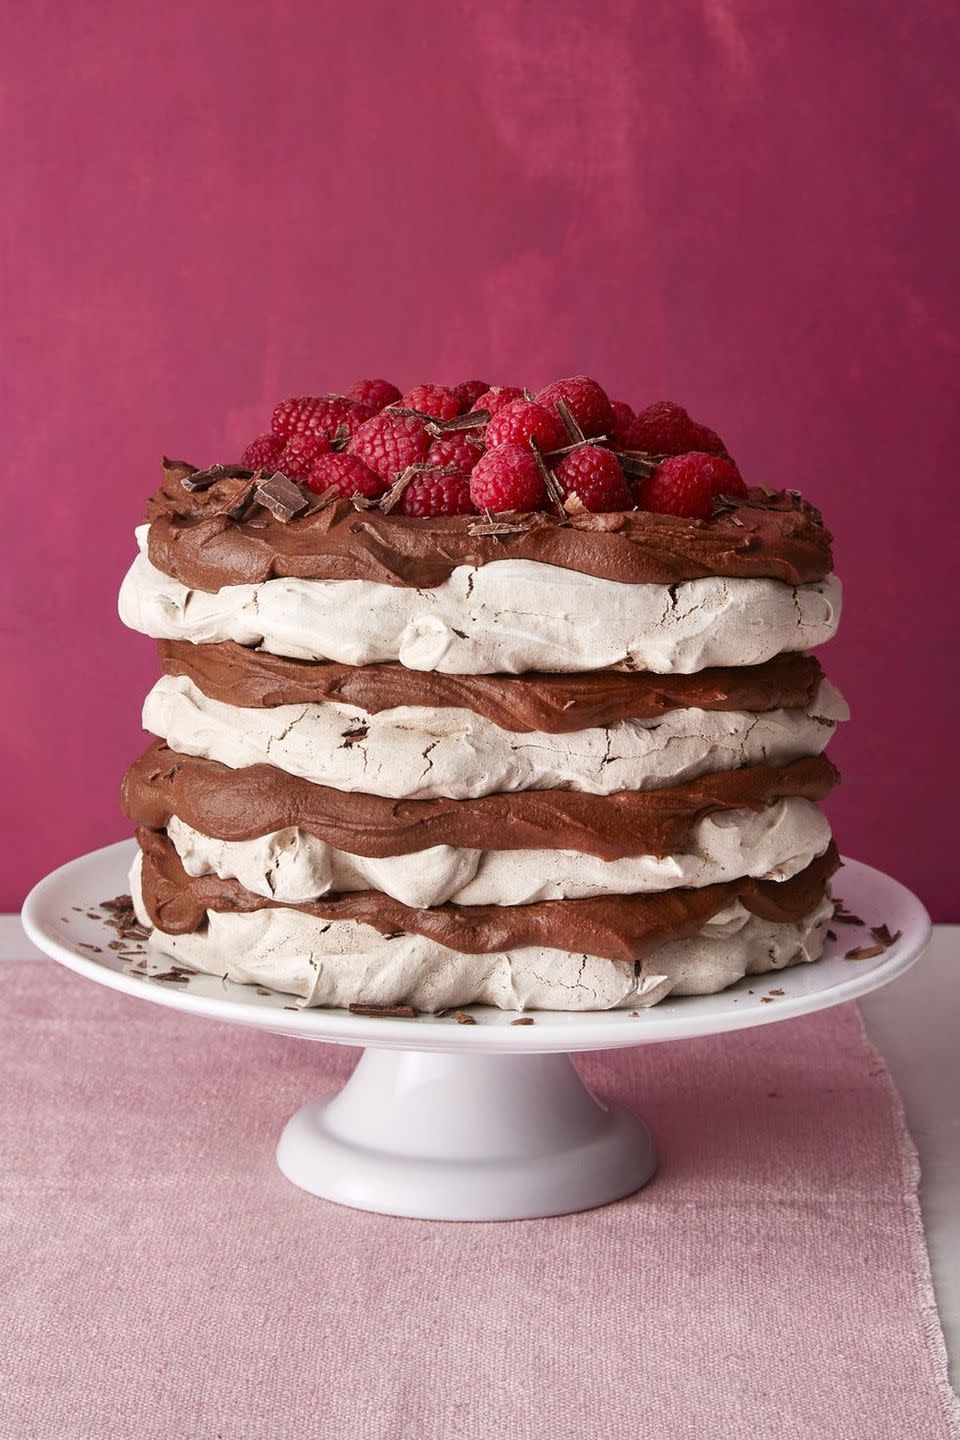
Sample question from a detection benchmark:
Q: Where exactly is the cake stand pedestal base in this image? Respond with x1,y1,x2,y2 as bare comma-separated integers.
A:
275,1048,656,1221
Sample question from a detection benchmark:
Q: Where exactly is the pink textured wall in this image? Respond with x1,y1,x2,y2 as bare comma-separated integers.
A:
3,2,958,916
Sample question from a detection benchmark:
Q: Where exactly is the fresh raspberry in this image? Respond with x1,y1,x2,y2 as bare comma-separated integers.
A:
427,432,484,472
609,401,637,447
399,384,462,420
625,401,727,456
271,395,374,442
240,433,285,471
484,399,565,451
452,379,490,409
344,378,401,411
536,376,614,437
639,452,747,519
470,386,525,417
347,411,433,482
275,432,328,479
554,446,632,512
395,469,476,517
305,451,386,500
469,443,547,513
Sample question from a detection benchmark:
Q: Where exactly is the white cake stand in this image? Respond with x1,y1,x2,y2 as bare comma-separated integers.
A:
22,840,930,1222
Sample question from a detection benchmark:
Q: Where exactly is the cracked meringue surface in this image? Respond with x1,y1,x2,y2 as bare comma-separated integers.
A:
120,526,841,674
142,673,847,801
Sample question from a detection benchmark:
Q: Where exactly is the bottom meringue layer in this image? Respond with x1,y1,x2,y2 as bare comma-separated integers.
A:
131,852,832,1012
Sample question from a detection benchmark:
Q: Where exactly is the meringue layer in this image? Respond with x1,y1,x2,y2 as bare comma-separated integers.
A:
166,797,831,908
131,852,833,1011
120,527,841,675
143,673,847,801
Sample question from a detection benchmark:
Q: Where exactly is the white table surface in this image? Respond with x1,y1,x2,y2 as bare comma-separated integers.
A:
3,916,956,1385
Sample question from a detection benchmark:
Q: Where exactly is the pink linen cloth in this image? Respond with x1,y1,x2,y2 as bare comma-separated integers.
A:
1,960,956,1440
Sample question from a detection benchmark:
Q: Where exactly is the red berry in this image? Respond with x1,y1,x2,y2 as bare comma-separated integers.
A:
347,411,433,482
470,386,525,417
470,443,547,513
609,401,637,447
275,432,328,479
625,401,727,457
484,399,565,451
399,383,462,420
452,379,490,409
536,376,614,437
271,395,374,442
345,378,401,411
305,452,386,500
428,432,484,472
395,469,476,517
639,452,747,519
554,446,632,512
241,433,285,471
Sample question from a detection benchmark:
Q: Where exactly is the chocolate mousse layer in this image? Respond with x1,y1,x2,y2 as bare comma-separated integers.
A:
159,640,826,731
124,741,838,862
137,826,840,959
146,469,832,592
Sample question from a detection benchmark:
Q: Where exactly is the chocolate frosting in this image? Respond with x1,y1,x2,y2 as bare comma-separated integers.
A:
123,741,838,862
137,826,840,961
145,467,832,593
159,640,826,732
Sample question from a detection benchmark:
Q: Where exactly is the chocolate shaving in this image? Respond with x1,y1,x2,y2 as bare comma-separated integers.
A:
452,1010,476,1024
427,410,489,434
379,465,420,515
555,398,585,443
467,515,535,537
99,894,150,944
77,942,102,953
768,987,785,996
510,1017,535,1026
180,462,253,493
529,440,566,514
870,924,902,948
379,464,461,515
255,988,271,996
617,450,666,479
254,474,308,522
348,1002,418,1018
151,969,191,983
544,438,608,460
760,995,774,1003
845,944,886,961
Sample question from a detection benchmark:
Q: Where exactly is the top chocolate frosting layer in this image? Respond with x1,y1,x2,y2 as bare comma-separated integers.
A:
145,466,833,593
158,640,826,731
137,825,840,960
124,740,838,861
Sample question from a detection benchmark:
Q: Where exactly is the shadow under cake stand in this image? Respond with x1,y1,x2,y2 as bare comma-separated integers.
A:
23,839,930,1222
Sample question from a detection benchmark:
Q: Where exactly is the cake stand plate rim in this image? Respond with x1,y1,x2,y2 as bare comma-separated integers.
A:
21,838,931,1055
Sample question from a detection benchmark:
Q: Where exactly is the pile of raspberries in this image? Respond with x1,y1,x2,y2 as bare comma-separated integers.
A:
237,376,747,521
